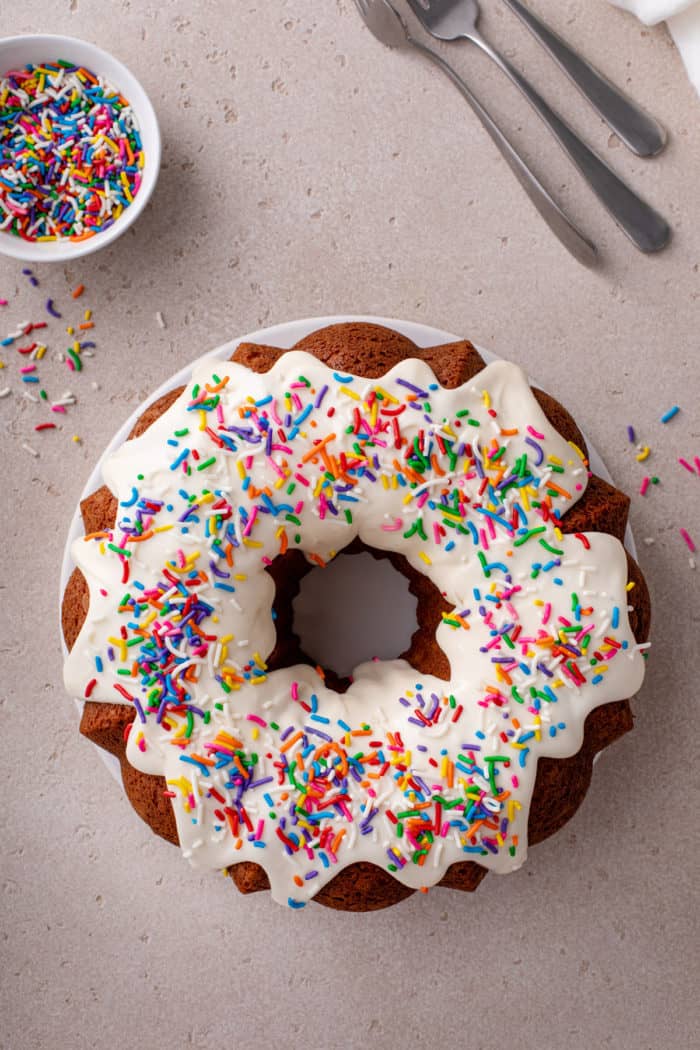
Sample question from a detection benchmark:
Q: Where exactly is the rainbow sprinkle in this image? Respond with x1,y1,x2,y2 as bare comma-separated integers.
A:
0,61,144,242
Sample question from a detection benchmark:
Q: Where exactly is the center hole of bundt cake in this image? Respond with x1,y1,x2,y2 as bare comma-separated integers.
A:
293,550,418,682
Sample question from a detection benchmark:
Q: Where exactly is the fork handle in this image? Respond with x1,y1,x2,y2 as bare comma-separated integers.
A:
411,41,597,267
472,36,670,253
502,0,667,158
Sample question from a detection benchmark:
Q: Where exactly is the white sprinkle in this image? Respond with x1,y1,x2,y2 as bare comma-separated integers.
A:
690,557,696,571
22,442,39,457
23,391,38,402
643,537,655,547
156,311,166,329
0,386,11,398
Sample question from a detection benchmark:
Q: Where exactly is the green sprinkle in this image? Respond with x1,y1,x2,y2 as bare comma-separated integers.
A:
107,543,131,557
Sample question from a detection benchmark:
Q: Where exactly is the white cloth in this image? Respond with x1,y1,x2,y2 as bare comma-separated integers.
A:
608,1,700,95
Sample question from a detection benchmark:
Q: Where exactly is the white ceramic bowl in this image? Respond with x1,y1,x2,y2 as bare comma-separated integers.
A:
0,34,161,263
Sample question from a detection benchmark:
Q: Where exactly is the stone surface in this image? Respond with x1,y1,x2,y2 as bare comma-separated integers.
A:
1,2,699,1048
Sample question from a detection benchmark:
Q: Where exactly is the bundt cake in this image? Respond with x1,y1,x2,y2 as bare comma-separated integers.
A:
61,322,650,910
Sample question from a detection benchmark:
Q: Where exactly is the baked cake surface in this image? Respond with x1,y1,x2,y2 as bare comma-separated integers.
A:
62,323,650,910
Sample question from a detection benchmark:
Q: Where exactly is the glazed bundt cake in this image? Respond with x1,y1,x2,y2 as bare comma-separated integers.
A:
62,322,650,910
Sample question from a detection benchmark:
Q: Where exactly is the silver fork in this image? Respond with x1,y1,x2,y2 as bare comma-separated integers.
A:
353,0,597,267
405,0,671,253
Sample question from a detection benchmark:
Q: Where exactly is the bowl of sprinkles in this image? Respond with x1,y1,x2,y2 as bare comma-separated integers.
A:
0,35,161,262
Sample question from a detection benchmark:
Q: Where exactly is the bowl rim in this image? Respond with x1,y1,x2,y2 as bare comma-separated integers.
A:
0,33,162,263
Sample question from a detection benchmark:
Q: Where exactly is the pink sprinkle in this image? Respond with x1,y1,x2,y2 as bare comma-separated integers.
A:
66,357,75,371
266,456,285,478
542,603,552,625
695,457,700,474
680,528,696,553
527,425,545,439
242,506,258,536
20,364,36,374
246,714,267,727
433,522,442,545
0,298,8,306
511,775,519,788
290,681,299,701
640,476,650,496
679,458,696,475
51,404,66,413
381,518,403,532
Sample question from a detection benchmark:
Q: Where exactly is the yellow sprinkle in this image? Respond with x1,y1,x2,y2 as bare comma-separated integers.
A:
339,385,360,401
153,523,174,533
418,551,432,565
569,440,587,463
636,446,650,462
626,581,636,591
100,133,120,153
199,409,207,431
120,170,133,202
237,461,246,479
84,309,92,322
482,389,491,409
72,435,81,444
36,345,47,360
66,326,74,335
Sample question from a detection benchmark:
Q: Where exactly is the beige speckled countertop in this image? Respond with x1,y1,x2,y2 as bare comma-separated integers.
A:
2,2,699,1048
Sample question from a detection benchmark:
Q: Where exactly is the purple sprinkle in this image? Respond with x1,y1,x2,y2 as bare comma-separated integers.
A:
396,377,428,397
525,436,544,466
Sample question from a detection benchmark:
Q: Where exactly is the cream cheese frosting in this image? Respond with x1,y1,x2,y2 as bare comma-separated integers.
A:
63,351,646,907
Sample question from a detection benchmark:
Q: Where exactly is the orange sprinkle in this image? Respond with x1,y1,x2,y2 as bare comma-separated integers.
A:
301,432,337,463
280,730,303,754
331,828,346,854
545,480,572,500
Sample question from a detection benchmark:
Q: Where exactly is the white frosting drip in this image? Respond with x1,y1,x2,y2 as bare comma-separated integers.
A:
64,351,646,907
